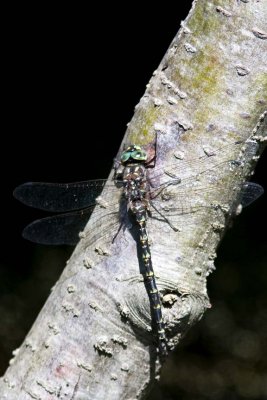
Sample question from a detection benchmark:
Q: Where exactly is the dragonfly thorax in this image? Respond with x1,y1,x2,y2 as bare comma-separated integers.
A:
123,164,146,182
122,163,148,203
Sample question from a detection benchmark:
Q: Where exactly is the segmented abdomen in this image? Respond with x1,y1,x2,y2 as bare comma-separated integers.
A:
135,210,167,354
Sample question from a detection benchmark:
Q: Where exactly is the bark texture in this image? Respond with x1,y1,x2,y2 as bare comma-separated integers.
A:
1,1,266,399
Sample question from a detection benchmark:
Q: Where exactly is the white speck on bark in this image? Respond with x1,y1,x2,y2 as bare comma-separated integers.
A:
216,6,232,17
88,301,102,312
153,97,163,106
252,28,267,40
184,42,197,53
77,361,92,372
167,96,178,105
121,363,130,372
83,256,94,268
67,284,76,293
236,64,250,76
174,150,185,160
180,21,192,34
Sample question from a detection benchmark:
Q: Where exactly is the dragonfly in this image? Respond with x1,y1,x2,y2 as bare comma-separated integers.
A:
14,139,264,354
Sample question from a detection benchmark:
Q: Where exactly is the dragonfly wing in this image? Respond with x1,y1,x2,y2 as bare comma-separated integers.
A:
150,178,263,222
239,182,264,207
13,180,111,212
22,208,94,245
21,193,122,246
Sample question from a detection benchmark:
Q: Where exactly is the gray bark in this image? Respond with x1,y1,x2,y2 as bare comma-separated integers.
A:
1,1,266,399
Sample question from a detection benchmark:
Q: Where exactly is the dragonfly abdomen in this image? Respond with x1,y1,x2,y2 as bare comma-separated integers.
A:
135,207,168,354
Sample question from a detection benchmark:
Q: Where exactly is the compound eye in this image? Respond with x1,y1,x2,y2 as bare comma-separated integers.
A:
120,145,147,163
132,149,147,161
121,151,131,163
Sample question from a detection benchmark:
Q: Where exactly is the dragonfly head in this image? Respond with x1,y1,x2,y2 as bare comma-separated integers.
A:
121,145,147,164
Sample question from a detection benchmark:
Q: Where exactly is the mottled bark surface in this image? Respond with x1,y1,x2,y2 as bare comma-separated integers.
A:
1,1,266,399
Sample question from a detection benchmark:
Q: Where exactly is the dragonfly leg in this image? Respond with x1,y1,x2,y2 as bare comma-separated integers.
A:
112,221,123,243
149,172,181,191
145,131,158,169
150,202,179,232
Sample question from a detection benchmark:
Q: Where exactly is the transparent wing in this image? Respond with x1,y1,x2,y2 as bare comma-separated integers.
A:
21,195,122,246
149,139,247,184
147,138,262,218
13,180,112,212
15,138,263,244
22,208,94,245
13,139,255,213
150,174,263,219
239,182,264,207
13,140,247,212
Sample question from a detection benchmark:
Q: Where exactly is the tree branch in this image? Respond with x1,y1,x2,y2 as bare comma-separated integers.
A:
1,1,266,399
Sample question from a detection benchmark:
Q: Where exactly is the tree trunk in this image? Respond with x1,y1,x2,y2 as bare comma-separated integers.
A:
1,1,266,399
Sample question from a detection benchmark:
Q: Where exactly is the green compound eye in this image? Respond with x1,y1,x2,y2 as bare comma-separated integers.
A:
121,145,147,163
131,149,147,160
121,151,132,163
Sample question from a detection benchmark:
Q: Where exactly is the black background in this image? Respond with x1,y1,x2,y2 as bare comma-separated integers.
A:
1,2,267,399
